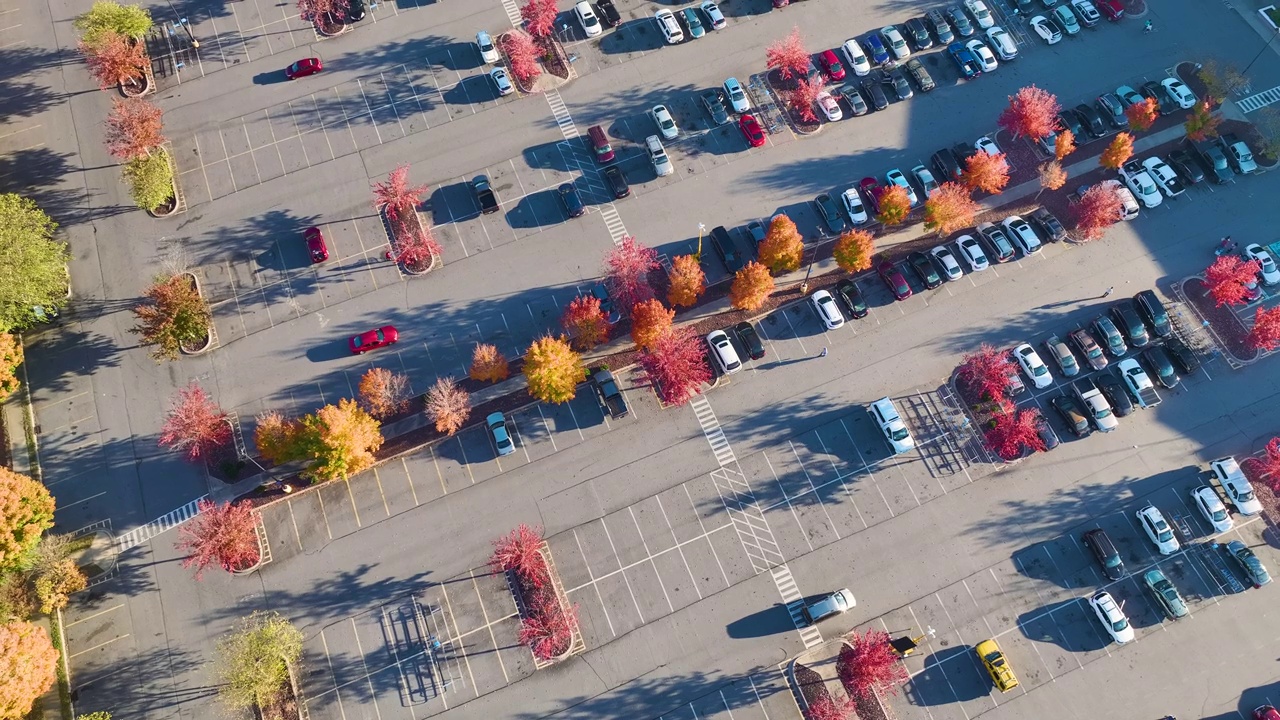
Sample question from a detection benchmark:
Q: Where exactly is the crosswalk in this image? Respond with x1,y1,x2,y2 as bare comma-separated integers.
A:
690,394,736,466
500,0,522,28
115,496,207,552
1237,85,1280,113
545,90,580,140
774,565,824,648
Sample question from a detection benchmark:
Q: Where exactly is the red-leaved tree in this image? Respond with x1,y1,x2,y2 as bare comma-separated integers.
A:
489,523,545,580
836,629,907,698
766,26,809,81
560,294,610,350
997,85,1061,141
501,31,542,84
1248,305,1280,351
788,77,824,124
638,326,712,407
958,344,1013,403
520,0,558,38
604,235,659,312
806,694,856,720
984,409,1046,460
961,151,1010,194
80,33,148,90
390,225,442,272
104,98,165,161
1185,101,1222,142
1204,255,1262,307
1245,437,1280,492
518,598,577,661
158,381,232,463
1126,98,1159,132
372,164,428,222
1073,182,1123,241
175,499,261,579
923,182,979,236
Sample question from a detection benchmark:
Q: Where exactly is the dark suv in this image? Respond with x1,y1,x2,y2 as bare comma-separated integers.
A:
1111,301,1150,349
1073,104,1107,139
1134,289,1171,338
1083,529,1125,580
1051,394,1091,438
932,147,964,182
710,226,744,273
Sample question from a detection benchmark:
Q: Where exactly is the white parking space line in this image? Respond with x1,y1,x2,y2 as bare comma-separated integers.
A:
683,484,732,588
908,605,971,720
655,495,704,600
760,451,815,552
571,527,616,638
630,506,675,613
600,518,646,624
319,630,352,720
534,405,559,451
838,418,896,518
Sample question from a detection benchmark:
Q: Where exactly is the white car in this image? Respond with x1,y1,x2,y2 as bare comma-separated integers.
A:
1244,243,1280,286
965,0,995,28
930,245,964,281
881,26,911,59
886,168,919,207
574,1,602,37
1119,161,1162,208
803,588,855,623
1137,504,1180,555
1142,157,1185,197
986,26,1017,60
811,290,845,330
646,135,673,176
842,38,872,76
1001,215,1041,255
1210,456,1263,515
655,9,684,44
476,31,500,64
817,91,843,121
957,234,989,271
1029,15,1061,44
723,77,750,112
1191,485,1234,534
966,39,998,72
706,329,742,374
912,166,939,198
489,67,514,96
1014,343,1053,388
487,412,515,456
1053,4,1081,34
976,136,1000,157
841,188,868,224
650,104,679,140
1089,591,1134,644
700,0,726,30
1099,179,1140,220
1161,78,1197,109
870,397,915,454
1070,0,1100,25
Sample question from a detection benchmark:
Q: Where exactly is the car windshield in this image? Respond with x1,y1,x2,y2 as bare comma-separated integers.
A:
1211,507,1227,521
1105,556,1122,569
1157,527,1173,542
1238,489,1255,502
1111,617,1128,632
1032,365,1047,377
1096,407,1111,419
890,427,910,441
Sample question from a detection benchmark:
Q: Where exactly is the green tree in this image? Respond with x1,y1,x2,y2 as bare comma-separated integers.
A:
214,611,303,712
0,194,69,333
74,1,152,46
122,152,174,211
0,468,56,573
131,273,211,361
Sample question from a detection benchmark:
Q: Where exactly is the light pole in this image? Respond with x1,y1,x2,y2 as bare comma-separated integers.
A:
695,223,706,260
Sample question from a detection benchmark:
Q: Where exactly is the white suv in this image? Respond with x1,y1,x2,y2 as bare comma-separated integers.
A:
1013,343,1052,389
811,290,845,329
1209,456,1263,515
706,330,742,374
574,1,602,37
650,104,679,140
1137,504,1180,555
870,397,915,454
656,9,684,44
1088,591,1134,644
1001,216,1041,255
646,135,673,176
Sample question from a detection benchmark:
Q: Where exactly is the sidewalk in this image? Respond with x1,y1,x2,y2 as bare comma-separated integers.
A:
3,389,32,478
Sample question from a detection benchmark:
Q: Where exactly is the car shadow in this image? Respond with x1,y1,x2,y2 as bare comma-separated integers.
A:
427,182,484,226
725,603,799,639
252,71,290,85
305,340,359,363
598,19,670,54
423,41,485,72
902,644,988,705
1016,598,1110,653
505,190,569,229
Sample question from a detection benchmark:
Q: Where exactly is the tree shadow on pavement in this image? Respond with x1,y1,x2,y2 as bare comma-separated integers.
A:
0,147,133,227
903,644,986,706
21,324,122,396
0,46,75,122
510,667,781,720
72,644,208,719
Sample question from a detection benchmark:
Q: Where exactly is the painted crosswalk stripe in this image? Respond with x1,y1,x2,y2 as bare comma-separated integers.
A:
1237,86,1280,113
774,566,824,648
115,496,207,552
500,0,522,27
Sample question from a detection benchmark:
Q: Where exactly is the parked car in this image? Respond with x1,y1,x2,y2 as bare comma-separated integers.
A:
1029,15,1062,43
905,58,936,92
709,225,743,273
1089,590,1134,644
1137,504,1180,555
965,0,995,28
706,329,743,374
811,290,846,330
1141,80,1176,115
930,245,964,281
882,68,913,100
842,39,872,75
1119,160,1162,208
1073,103,1107,138
838,84,869,116
886,168,920,207
834,279,869,318
723,77,750,112
1142,156,1185,197
1083,528,1125,580
701,89,730,125
1141,345,1179,389
1210,456,1264,515
863,33,891,65
817,49,847,81
1052,4,1080,34
1002,215,1041,255
650,104,679,139
1044,335,1079,376
1143,569,1189,619
1163,336,1200,374
597,0,622,26
871,397,915,453
487,412,515,456
1097,0,1124,19
1168,148,1206,185
1245,243,1280,285
1111,301,1151,348
558,183,585,218
933,146,966,181
1014,342,1053,388
1069,328,1107,370
956,234,989,271
966,39,998,72
575,1,603,37
907,251,942,289
1227,540,1272,588
841,188,868,224
476,31,500,63
905,17,933,49
860,177,884,213
881,25,911,59
802,589,855,623
948,42,984,79
947,5,975,36
349,325,398,354
1029,207,1066,241
1052,393,1091,437
739,113,767,147
655,8,684,43
285,57,323,79
1191,485,1233,533
1030,408,1060,451
489,66,514,96
604,165,630,199
1094,370,1133,416
1093,315,1128,357
814,193,847,234
1134,289,1171,337
700,0,726,30
878,261,913,301
733,321,765,360
645,135,673,177
304,226,329,263
1162,77,1197,109
1070,0,1100,26
862,78,889,110
975,222,1016,263
1095,92,1127,129
926,9,956,44
976,639,1019,693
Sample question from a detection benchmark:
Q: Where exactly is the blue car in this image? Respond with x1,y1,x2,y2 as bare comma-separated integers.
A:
863,35,890,65
948,42,982,79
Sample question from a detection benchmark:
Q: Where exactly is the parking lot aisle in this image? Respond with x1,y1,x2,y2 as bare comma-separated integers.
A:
812,419,894,529
315,476,361,538
733,452,814,560
770,443,844,546
629,499,702,611
571,520,646,635
838,414,920,518
552,530,616,647
601,508,673,621
244,115,286,184
679,476,756,587
783,431,866,535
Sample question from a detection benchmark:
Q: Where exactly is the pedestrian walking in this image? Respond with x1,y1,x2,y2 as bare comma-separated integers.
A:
819,347,828,358
1101,286,1114,298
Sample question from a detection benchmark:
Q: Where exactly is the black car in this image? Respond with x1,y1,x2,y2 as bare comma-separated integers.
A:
597,0,622,27
1141,80,1176,115
932,148,964,182
834,279,869,318
1073,103,1107,139
1094,370,1134,417
1057,110,1085,139
904,17,934,49
700,89,730,126
1163,336,1200,374
1110,301,1150,348
953,140,978,164
925,9,955,43
977,224,1016,263
1083,529,1126,581
1096,93,1128,130
907,251,942,289
558,183,585,218
1167,149,1205,185
862,79,889,110
732,321,765,360
346,0,366,21
1029,207,1066,242
1135,289,1171,338
1051,394,1092,438
881,68,913,101
1030,408,1060,451
601,166,630,200
838,84,869,116
905,59,935,92
1141,345,1180,389
815,193,847,234
710,225,744,273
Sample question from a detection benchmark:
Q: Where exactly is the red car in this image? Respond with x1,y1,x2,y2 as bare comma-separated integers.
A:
1255,707,1280,720
739,114,766,147
349,326,398,354
772,0,789,6
304,227,329,263
285,57,323,80
1097,0,1124,20
878,260,912,301
817,49,846,81
859,177,883,213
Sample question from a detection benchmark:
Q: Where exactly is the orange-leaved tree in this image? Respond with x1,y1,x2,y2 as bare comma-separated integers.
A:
469,343,510,383
1184,101,1222,142
638,327,712,407
1099,132,1134,170
833,229,875,273
961,151,1010,195
80,32,147,89
501,30,542,84
1204,255,1262,307
1125,98,1158,132
875,184,911,225
523,335,584,403
787,77,824,124
1037,160,1067,195
0,620,59,719
425,377,471,436
1249,305,1280,352
729,261,775,311
298,398,383,482
560,294,610,350
519,0,558,38
666,254,706,308
158,381,232,462
923,182,979,236
104,98,165,161
759,214,804,273
1054,128,1076,161
630,298,674,351
175,498,261,578
358,367,412,420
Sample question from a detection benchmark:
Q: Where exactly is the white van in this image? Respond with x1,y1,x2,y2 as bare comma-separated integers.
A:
574,1,602,37
986,26,1018,60
655,9,684,44
841,39,871,76
870,397,915,454
646,135,673,176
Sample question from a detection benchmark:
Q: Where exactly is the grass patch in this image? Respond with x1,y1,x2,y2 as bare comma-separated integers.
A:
47,613,74,720
1266,7,1280,28
65,535,95,555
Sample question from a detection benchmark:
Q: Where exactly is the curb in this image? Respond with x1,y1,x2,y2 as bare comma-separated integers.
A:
1175,276,1259,367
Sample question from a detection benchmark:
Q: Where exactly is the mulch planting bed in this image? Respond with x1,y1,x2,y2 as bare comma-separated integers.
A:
1181,277,1258,362
793,662,831,713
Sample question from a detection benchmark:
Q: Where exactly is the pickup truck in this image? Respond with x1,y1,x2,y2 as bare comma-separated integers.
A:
591,368,629,418
1072,377,1117,432
1117,358,1161,408
595,0,621,27
1218,133,1258,174
471,175,499,214
1189,138,1234,184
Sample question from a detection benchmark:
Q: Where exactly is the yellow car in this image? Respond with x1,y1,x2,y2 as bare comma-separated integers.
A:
975,639,1018,692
